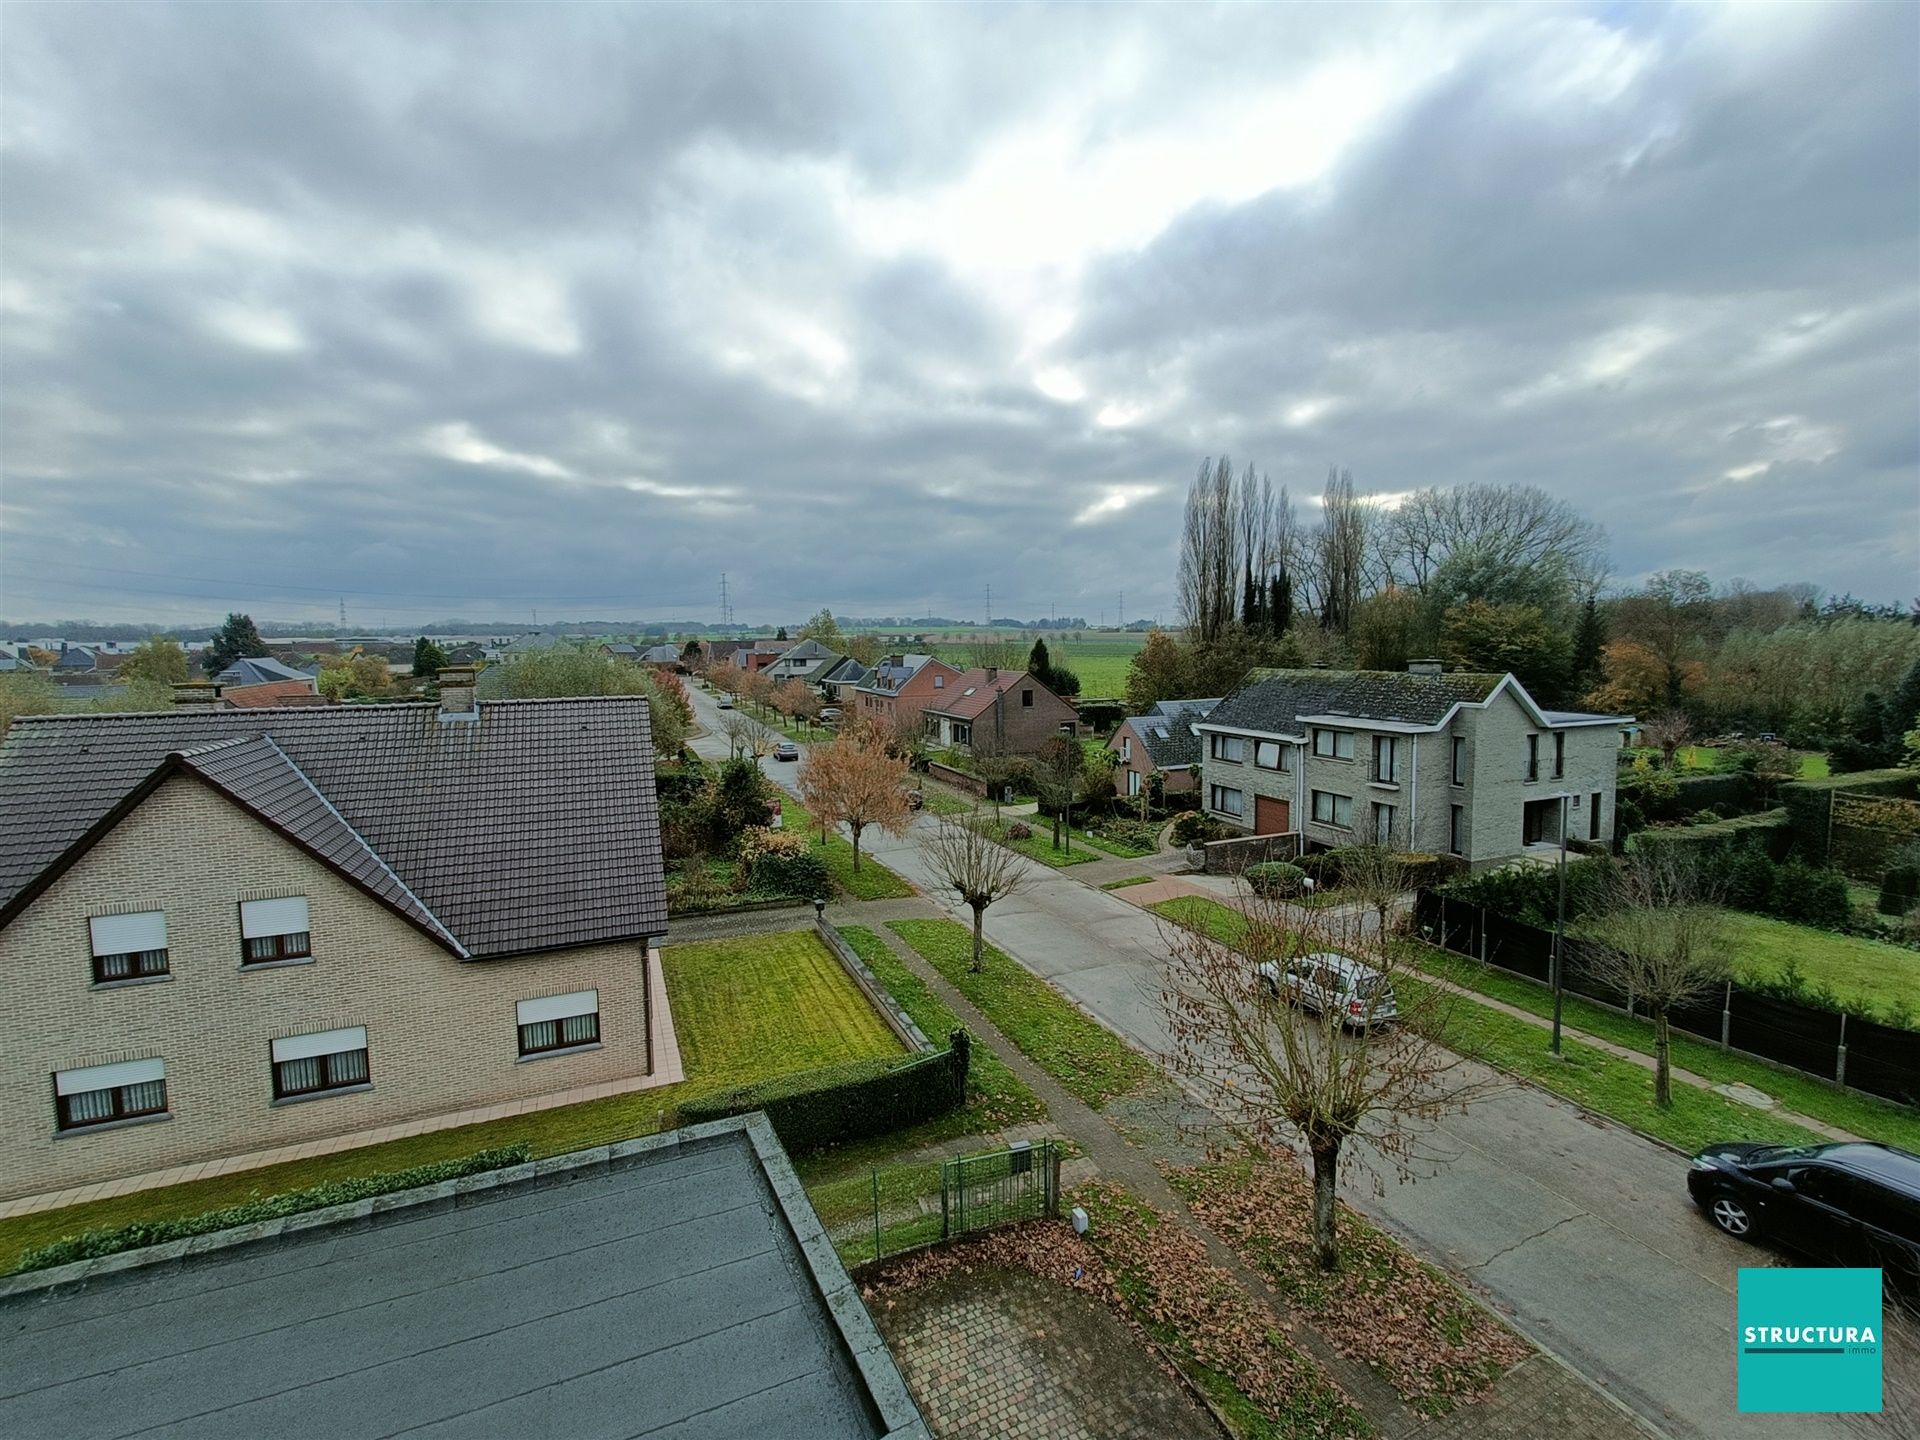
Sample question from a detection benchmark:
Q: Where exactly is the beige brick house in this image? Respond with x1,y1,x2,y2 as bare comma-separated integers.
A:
0,676,669,1202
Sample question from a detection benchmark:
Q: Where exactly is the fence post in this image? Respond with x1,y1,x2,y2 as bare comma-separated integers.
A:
1047,1142,1061,1220
941,1159,951,1240
872,1168,881,1263
1479,907,1488,965
1835,1012,1848,1090
1720,982,1732,1051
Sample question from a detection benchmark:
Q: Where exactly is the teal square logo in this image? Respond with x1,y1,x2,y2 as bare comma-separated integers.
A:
1738,1268,1882,1413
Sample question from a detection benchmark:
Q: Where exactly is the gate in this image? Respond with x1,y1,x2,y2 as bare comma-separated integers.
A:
942,1140,1061,1240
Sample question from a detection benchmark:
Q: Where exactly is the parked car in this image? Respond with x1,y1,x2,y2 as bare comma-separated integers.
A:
1687,1141,1920,1285
772,740,800,762
716,695,734,709
1255,952,1398,1029
819,707,842,725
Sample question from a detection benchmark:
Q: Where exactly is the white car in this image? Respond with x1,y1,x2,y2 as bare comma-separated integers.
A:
1256,951,1398,1029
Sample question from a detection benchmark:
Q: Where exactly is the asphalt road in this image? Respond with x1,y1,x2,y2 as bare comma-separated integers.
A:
681,684,1882,1440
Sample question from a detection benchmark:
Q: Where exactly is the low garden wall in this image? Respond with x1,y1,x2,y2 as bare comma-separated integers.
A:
1199,831,1301,874
926,760,989,798
818,919,933,1053
1413,891,1918,1107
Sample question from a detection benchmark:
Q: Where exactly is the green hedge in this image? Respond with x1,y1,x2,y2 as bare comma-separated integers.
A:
1246,861,1305,898
679,1031,971,1151
13,1144,533,1275
1625,808,1793,864
1781,769,1917,865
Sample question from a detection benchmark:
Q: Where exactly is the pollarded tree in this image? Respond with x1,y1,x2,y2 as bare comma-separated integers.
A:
1032,736,1087,853
923,813,1028,972
796,727,912,872
1639,711,1692,770
1158,893,1494,1270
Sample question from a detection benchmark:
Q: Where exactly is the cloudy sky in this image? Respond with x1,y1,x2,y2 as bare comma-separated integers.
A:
2,1,1915,628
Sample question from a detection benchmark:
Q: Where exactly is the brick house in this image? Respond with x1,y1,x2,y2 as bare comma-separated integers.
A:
0,671,670,1203
921,668,1079,755
853,654,963,733
1108,697,1219,801
1192,662,1630,867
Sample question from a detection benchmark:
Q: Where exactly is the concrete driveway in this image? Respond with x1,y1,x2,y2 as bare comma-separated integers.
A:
679,683,1864,1440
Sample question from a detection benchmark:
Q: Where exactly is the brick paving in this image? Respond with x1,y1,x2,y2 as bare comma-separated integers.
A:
874,1265,1220,1440
1410,1354,1650,1440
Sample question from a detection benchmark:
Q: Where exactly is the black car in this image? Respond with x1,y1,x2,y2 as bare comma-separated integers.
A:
1688,1140,1920,1284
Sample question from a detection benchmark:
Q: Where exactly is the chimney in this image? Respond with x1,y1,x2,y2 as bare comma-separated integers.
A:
985,666,998,683
438,666,478,719
1408,658,1443,675
173,682,226,710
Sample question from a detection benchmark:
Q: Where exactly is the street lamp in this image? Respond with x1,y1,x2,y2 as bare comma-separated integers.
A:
1550,791,1571,1056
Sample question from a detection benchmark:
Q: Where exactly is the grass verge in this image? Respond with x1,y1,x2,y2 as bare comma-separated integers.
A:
1100,874,1156,891
0,931,902,1275
887,918,1156,1109
781,794,915,900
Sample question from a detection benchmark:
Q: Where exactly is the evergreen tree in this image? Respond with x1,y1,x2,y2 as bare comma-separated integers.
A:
1269,567,1292,638
1570,597,1607,698
411,636,448,678
1027,637,1053,687
1882,658,1920,748
1242,561,1261,628
206,613,270,675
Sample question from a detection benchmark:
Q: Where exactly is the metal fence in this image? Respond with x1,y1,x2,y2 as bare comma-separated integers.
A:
1415,891,1920,1108
834,1140,1064,1270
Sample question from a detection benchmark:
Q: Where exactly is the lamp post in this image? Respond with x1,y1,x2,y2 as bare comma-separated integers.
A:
1551,791,1570,1056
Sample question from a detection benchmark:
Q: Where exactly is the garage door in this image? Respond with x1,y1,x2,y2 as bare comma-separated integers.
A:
1253,795,1291,835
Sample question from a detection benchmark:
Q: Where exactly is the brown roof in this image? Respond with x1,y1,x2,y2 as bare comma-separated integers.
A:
223,678,322,708
923,669,1055,720
0,699,667,957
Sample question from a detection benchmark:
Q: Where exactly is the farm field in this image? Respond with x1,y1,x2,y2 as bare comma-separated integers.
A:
912,631,1148,696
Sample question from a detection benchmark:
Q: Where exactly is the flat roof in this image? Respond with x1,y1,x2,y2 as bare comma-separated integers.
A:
0,1117,926,1439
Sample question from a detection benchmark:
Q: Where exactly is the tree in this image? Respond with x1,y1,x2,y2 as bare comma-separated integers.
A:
1380,484,1607,619
1268,565,1294,638
1178,456,1295,644
798,609,844,648
776,679,822,734
923,814,1028,972
886,705,932,768
205,613,270,675
722,711,778,761
316,652,392,701
1588,637,1690,716
1439,600,1571,701
1157,891,1492,1269
1312,467,1372,634
681,639,705,672
796,728,912,872
482,642,687,753
0,670,60,738
1581,852,1733,1107
1639,711,1692,769
966,636,1023,671
968,729,1017,816
1350,588,1429,672
1731,741,1797,804
1124,627,1192,711
1027,638,1056,689
709,660,744,697
411,636,447,678
1334,845,1414,940
846,634,882,667
1612,570,1713,708
1569,596,1607,699
742,668,776,717
1032,737,1087,852
119,637,189,688
775,626,789,641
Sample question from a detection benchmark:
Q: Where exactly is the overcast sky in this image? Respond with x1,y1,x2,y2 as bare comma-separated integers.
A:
2,1,1915,628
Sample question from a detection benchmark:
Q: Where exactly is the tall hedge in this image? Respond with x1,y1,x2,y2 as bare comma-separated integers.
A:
679,1030,971,1151
1625,808,1793,864
1780,769,1918,865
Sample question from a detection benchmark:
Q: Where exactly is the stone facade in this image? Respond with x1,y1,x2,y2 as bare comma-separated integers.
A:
1198,682,1620,868
0,777,655,1201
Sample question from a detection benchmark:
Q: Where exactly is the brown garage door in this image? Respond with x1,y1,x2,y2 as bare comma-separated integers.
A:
1253,795,1291,835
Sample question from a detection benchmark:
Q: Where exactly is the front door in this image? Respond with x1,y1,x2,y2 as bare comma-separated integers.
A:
1253,795,1291,835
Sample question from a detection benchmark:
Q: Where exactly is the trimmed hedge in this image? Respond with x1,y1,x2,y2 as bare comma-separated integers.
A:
1246,861,1305,898
1626,808,1793,864
679,1030,971,1152
12,1144,533,1275
1781,769,1918,866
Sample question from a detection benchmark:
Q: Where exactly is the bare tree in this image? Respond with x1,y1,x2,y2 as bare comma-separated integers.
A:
1332,845,1413,941
886,706,931,768
1581,851,1733,1107
1158,894,1494,1269
1381,483,1608,605
1640,710,1692,769
924,814,1028,972
1313,466,1372,633
797,727,913,872
965,635,1024,671
1031,736,1088,853
968,728,1017,816
1178,456,1237,643
719,710,759,760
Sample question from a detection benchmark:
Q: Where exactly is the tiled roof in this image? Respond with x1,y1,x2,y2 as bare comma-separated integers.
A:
0,698,667,957
1204,668,1506,735
924,669,1052,720
213,656,314,686
222,678,322,709
1126,698,1220,769
639,644,681,664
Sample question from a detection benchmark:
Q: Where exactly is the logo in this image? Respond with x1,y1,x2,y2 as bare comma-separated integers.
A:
1737,1267,1882,1413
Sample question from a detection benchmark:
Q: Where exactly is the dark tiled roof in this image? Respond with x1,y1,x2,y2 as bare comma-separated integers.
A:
1127,698,1220,769
213,657,314,685
1204,668,1506,735
0,698,667,956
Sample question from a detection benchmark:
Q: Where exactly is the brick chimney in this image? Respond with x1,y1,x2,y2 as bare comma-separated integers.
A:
438,666,478,719
1408,658,1444,675
985,666,998,683
173,682,226,710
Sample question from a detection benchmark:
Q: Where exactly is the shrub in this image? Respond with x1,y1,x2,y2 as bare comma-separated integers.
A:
738,827,830,898
1245,861,1305,898
1394,852,1466,891
1880,863,1920,917
1095,817,1160,853
1768,860,1853,930
1436,855,1614,926
679,1032,971,1151
1171,812,1226,847
13,1145,533,1274
1006,821,1034,841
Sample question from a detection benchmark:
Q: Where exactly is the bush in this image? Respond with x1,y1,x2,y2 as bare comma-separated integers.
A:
1171,812,1226,847
1094,817,1160,853
1006,821,1034,841
13,1145,533,1274
1768,860,1853,930
1245,861,1305,898
739,827,830,898
679,1032,971,1151
1436,855,1614,926
1880,864,1920,917
1394,852,1466,891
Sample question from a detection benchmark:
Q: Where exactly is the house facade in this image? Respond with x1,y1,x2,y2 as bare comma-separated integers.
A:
1193,662,1628,868
921,668,1079,755
764,638,842,686
1108,698,1220,800
0,677,669,1202
854,654,962,732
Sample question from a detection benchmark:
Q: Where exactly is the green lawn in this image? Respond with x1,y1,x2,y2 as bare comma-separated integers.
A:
0,931,902,1275
1149,894,1249,945
1623,746,1828,779
781,794,916,900
1715,910,1919,1025
989,815,1101,867
887,919,1157,1109
1409,942,1920,1151
917,784,974,817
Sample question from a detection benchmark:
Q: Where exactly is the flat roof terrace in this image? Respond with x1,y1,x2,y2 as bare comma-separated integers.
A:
0,1117,925,1440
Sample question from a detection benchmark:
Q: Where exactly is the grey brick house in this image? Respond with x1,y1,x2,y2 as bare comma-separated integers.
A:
1193,661,1630,867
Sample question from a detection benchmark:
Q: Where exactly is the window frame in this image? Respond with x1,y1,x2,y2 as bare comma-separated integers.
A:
1021,689,1034,707
1209,733,1246,764
54,1068,169,1132
1449,803,1465,856
1209,784,1245,818
518,1009,602,1058
271,1035,371,1101
242,930,313,966
92,947,171,985
1589,791,1602,841
1310,789,1352,827
1372,735,1400,785
1312,728,1355,761
1526,734,1540,782
1553,731,1566,779
1372,801,1396,844
1450,735,1466,786
1253,739,1287,771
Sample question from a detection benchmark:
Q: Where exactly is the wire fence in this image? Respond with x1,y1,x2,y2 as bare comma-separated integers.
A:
827,1140,1064,1270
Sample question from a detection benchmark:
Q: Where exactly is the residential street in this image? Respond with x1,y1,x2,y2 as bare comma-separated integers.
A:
682,687,1875,1440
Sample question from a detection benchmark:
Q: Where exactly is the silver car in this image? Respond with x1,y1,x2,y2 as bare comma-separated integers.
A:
1256,951,1398,1029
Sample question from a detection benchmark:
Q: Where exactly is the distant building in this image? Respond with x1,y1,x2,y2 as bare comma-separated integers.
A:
213,656,316,687
1109,698,1220,800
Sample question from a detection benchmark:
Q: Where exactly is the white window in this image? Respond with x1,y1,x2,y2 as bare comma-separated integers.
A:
1254,740,1287,771
933,674,944,688
1127,770,1142,797
1209,734,1246,763
89,911,169,983
1312,728,1355,760
1310,790,1352,827
1372,736,1400,784
240,896,311,965
54,1058,167,1130
1121,734,1132,762
1210,784,1245,818
517,990,601,1056
271,1026,369,1099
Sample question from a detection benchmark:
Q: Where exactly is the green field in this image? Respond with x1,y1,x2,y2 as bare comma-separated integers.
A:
912,631,1149,698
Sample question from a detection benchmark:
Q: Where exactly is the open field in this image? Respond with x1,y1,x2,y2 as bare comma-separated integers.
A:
1715,909,1919,1023
909,630,1149,697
